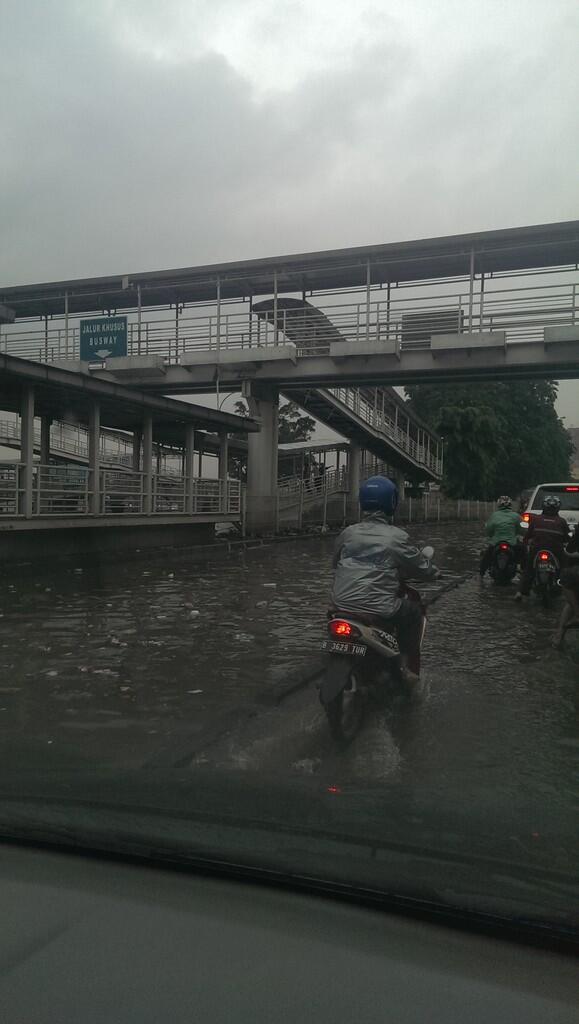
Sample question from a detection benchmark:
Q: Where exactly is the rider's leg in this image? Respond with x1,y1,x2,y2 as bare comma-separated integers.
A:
554,571,579,645
553,598,574,648
388,599,423,679
479,545,492,577
515,556,535,599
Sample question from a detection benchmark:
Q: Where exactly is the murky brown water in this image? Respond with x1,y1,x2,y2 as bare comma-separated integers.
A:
0,525,577,839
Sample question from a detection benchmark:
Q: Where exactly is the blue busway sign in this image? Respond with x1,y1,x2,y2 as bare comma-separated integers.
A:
80,316,128,361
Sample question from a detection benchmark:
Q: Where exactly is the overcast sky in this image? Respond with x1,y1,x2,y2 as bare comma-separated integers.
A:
1,0,578,423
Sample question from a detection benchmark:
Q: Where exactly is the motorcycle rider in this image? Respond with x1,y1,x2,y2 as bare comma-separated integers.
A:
515,495,570,601
479,495,522,577
553,525,579,647
331,476,438,686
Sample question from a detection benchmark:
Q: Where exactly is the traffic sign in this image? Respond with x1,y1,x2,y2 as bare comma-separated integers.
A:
80,316,127,361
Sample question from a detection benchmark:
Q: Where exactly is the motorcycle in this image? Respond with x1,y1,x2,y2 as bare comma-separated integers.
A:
318,548,432,743
532,549,560,607
489,541,518,585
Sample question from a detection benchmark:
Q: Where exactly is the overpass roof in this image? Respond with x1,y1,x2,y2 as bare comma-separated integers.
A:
0,354,258,446
2,220,579,319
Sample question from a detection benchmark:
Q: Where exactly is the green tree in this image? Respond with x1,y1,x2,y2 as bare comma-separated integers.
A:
406,381,572,499
233,399,316,444
277,401,316,443
228,398,317,481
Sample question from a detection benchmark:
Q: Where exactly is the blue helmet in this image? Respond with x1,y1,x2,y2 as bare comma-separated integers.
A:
359,476,399,516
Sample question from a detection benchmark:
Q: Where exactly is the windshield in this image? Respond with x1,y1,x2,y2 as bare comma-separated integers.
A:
531,487,579,511
0,0,578,949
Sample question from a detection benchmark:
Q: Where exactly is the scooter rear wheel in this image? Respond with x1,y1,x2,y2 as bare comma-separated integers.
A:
325,673,365,743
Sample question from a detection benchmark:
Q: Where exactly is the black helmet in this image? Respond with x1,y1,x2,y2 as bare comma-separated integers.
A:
542,495,561,514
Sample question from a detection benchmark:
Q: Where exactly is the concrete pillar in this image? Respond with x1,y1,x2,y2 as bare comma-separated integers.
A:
132,429,142,473
393,473,406,501
88,401,100,515
143,413,153,514
185,424,196,514
198,437,204,478
19,385,35,517
246,386,279,533
347,442,361,522
40,415,52,467
219,429,229,515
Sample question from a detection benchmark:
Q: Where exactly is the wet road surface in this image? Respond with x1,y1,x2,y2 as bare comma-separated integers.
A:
0,525,577,854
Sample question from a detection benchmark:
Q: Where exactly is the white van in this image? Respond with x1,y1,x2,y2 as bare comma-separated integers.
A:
520,482,579,532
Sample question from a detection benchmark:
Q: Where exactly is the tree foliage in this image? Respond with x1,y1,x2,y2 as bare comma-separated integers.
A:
405,380,572,499
234,399,316,444
277,401,316,444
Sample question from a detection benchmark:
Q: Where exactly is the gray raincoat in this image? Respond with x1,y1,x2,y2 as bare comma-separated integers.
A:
331,512,437,619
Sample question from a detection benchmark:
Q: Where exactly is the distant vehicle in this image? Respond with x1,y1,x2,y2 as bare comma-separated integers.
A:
531,549,561,608
518,488,533,512
520,483,579,532
489,541,518,585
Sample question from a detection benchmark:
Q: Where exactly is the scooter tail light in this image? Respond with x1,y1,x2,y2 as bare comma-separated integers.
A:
538,551,550,562
522,513,531,523
329,619,361,640
499,543,510,550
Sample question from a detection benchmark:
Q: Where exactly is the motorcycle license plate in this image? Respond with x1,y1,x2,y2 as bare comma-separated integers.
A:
321,640,367,656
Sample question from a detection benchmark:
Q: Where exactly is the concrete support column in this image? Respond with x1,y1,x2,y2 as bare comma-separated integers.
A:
392,473,406,502
19,385,35,518
143,413,153,515
246,386,279,533
132,429,142,473
88,401,100,515
40,415,52,467
218,429,229,515
185,425,196,514
347,441,361,522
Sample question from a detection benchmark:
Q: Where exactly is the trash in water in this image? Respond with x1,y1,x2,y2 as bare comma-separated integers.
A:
188,689,203,694
188,610,200,619
46,670,58,677
256,601,267,608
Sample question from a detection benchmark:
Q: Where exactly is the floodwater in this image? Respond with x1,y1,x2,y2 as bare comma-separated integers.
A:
0,524,577,876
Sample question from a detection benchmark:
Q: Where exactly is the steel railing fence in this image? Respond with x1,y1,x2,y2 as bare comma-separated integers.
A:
0,464,242,519
1,271,576,362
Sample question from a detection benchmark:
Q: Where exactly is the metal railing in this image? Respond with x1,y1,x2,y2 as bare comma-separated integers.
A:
2,275,576,362
0,418,188,473
278,459,389,512
0,464,242,519
327,389,442,474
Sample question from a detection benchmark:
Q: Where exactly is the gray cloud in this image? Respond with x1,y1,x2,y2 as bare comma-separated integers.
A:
1,1,578,424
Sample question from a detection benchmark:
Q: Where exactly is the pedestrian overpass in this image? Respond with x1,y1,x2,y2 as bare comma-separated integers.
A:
2,219,578,529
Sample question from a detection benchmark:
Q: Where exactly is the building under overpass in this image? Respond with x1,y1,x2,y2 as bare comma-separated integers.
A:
0,354,257,554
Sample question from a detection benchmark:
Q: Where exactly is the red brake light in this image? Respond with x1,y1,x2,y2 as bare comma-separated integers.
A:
522,513,531,523
565,486,579,492
331,620,354,637
499,543,509,550
539,551,550,561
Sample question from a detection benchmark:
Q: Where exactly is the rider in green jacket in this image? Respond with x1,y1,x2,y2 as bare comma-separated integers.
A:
480,496,523,576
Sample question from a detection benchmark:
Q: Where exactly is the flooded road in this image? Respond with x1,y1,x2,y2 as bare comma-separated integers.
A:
0,524,577,856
